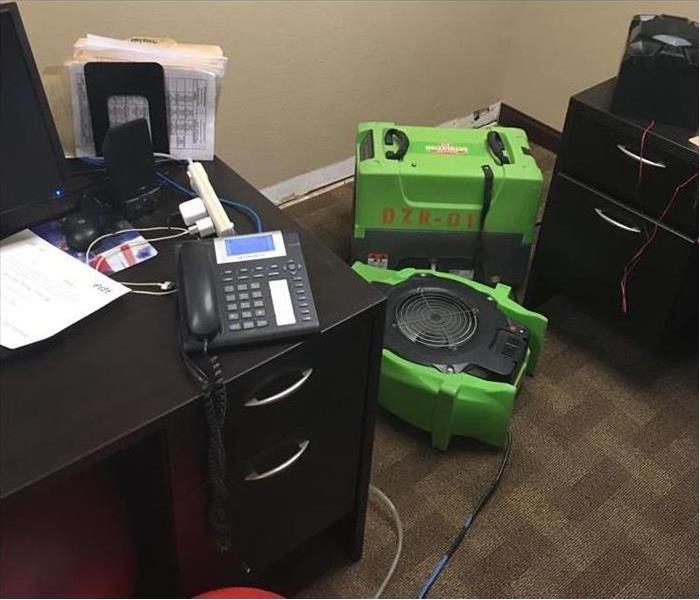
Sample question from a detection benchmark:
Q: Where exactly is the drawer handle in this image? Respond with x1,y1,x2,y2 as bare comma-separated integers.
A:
594,208,641,233
616,144,666,168
244,368,314,408
244,440,310,481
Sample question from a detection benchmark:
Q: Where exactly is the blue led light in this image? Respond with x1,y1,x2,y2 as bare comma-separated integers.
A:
52,187,64,198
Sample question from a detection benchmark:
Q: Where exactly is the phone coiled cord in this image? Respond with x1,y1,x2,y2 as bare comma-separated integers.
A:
177,320,232,553
202,351,232,553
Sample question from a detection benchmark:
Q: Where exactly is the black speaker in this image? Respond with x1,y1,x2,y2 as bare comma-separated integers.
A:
102,118,160,220
611,14,698,130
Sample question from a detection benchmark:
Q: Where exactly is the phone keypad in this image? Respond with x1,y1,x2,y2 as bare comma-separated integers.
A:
220,258,315,334
225,283,270,331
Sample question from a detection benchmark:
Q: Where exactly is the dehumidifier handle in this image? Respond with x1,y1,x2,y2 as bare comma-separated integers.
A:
487,131,510,165
384,128,410,161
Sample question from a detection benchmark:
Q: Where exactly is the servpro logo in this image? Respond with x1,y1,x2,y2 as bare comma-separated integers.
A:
425,142,468,155
381,207,474,229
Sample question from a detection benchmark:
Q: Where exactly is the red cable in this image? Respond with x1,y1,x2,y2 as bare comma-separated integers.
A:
620,120,654,314
620,170,699,314
636,120,655,198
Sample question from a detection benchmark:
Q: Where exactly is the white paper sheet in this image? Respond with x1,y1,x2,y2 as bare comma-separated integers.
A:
69,63,217,160
0,230,130,349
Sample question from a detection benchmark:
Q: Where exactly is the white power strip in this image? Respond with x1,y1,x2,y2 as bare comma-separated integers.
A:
187,162,235,237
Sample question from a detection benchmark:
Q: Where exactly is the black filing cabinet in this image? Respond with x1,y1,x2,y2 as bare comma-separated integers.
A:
525,79,698,343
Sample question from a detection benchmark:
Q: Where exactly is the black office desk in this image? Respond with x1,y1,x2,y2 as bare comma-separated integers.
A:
0,159,385,595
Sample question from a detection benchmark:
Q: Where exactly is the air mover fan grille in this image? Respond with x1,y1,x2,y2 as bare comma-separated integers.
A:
396,290,478,349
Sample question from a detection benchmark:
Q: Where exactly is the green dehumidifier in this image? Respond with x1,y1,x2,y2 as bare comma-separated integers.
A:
351,122,543,286
353,262,547,449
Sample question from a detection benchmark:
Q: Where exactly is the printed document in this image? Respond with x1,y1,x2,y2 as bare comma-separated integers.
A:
0,230,129,349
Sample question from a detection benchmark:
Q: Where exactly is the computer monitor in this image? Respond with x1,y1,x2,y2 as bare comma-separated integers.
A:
0,2,76,238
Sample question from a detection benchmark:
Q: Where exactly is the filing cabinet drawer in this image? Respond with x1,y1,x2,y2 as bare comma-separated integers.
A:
172,399,363,591
560,105,698,237
228,407,362,571
536,174,695,337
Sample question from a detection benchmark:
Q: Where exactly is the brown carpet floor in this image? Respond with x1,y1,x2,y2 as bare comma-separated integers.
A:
283,145,698,598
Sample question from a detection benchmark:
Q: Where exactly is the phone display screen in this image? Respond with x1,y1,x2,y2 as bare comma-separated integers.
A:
224,234,275,257
214,231,287,264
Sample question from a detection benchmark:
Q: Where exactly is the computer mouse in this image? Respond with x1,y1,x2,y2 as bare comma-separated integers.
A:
62,213,101,253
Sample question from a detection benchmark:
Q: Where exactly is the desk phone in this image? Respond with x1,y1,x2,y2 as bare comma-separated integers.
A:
177,231,319,351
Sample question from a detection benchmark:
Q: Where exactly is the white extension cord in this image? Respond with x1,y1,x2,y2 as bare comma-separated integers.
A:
187,161,235,237
370,484,403,598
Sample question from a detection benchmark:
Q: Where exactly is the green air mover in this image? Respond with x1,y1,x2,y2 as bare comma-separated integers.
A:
353,262,547,449
351,122,543,286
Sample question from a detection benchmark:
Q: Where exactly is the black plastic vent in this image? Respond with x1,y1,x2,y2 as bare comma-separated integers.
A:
395,290,478,350
501,344,516,358
501,335,524,358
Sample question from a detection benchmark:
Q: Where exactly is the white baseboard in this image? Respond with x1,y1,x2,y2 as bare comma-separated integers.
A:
262,157,355,206
262,101,502,205
437,102,501,130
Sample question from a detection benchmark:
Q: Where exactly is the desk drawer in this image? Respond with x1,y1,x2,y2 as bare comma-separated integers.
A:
537,174,694,337
228,409,361,571
560,107,698,237
171,401,362,590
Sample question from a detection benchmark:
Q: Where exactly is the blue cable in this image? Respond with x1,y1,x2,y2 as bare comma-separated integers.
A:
418,555,449,598
221,199,263,234
417,432,512,598
79,157,263,232
154,170,192,196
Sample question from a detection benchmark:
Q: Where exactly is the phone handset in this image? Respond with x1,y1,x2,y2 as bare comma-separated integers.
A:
177,242,221,343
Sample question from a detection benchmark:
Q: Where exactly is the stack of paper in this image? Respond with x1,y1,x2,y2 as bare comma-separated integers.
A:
68,35,228,160
0,230,129,350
